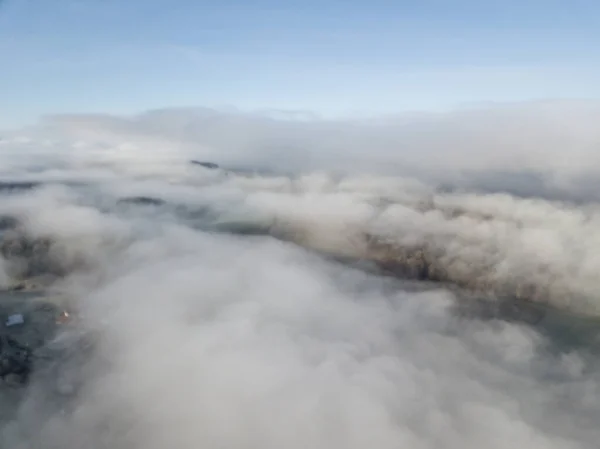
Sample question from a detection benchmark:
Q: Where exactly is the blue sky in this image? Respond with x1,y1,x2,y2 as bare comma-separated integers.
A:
1,0,599,127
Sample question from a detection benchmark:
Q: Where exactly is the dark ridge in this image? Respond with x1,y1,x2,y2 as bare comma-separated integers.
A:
117,196,166,206
0,182,41,192
190,160,219,169
0,216,18,231
0,232,61,279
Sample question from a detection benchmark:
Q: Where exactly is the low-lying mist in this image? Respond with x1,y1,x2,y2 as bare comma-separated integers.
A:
0,101,599,448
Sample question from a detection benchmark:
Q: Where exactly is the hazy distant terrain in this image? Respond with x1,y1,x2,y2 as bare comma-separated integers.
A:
1,101,600,448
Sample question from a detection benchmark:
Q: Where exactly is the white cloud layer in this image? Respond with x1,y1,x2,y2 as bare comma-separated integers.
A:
0,101,600,448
